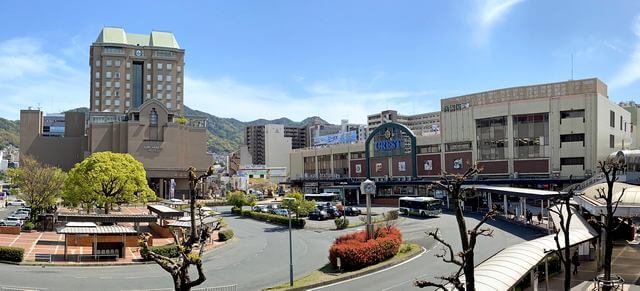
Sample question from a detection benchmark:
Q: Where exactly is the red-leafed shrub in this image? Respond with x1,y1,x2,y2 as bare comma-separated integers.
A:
328,227,402,270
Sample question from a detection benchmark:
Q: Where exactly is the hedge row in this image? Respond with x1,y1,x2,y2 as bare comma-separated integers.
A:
218,229,234,241
232,208,305,229
329,227,402,270
149,244,179,258
0,246,24,262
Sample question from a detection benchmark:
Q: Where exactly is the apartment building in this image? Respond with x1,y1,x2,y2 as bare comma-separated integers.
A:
90,27,185,114
367,110,440,136
245,124,306,166
621,101,639,149
290,78,632,202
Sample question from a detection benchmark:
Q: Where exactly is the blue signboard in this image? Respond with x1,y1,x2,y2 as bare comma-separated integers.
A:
314,131,358,145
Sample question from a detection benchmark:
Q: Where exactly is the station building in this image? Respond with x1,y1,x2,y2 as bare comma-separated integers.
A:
288,78,633,204
20,27,210,199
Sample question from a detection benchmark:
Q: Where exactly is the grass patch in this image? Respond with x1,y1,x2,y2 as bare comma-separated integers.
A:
345,220,365,229
264,243,421,290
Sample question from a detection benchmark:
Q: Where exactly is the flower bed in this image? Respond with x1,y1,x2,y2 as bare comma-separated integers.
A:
328,227,402,270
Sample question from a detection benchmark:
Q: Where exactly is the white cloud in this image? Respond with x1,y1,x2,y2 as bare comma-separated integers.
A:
0,37,87,119
473,0,524,46
184,75,438,124
610,15,640,88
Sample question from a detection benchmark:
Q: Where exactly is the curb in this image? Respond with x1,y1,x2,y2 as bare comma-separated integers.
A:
281,245,425,291
3,233,236,267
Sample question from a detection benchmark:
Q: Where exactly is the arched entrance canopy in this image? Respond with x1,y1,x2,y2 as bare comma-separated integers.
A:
364,122,417,179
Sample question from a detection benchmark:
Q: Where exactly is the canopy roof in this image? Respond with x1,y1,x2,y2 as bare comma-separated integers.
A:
464,185,563,199
467,205,598,290
576,182,640,216
147,204,184,218
57,225,137,235
56,213,157,223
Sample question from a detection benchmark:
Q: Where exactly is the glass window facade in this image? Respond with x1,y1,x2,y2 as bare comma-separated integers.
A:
476,116,507,160
333,153,348,177
513,113,549,158
132,62,143,108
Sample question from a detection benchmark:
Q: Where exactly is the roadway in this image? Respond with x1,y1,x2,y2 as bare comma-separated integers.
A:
0,207,541,290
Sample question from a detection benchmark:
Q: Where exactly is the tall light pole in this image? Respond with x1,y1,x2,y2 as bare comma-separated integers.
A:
283,197,296,287
360,179,376,240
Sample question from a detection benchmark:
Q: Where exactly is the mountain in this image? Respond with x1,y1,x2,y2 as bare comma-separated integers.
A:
184,106,329,154
0,117,19,150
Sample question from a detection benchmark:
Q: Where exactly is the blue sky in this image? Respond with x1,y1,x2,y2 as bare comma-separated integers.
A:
0,0,639,123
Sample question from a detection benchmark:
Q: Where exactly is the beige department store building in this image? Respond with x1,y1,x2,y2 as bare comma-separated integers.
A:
289,78,632,202
20,27,210,199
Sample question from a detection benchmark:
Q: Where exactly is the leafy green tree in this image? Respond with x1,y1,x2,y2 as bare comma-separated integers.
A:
7,155,66,221
282,191,317,219
225,191,256,210
64,152,155,214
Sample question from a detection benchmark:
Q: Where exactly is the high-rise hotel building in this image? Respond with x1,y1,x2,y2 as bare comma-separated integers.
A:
90,27,185,115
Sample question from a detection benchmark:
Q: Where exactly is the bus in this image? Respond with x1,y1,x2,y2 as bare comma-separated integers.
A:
304,193,341,204
398,196,443,217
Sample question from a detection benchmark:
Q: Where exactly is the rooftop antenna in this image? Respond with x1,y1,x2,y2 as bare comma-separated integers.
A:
571,53,574,80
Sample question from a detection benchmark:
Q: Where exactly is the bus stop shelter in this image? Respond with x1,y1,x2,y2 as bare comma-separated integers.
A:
147,204,184,226
57,222,138,261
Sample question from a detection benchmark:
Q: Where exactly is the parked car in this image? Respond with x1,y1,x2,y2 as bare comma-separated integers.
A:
343,206,362,216
273,209,289,216
325,206,342,218
266,204,280,214
308,209,330,221
0,219,22,227
9,213,28,220
4,217,23,226
7,199,26,206
16,207,31,214
252,205,268,212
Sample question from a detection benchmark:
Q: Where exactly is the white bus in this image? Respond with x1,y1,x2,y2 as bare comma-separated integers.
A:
304,193,341,204
398,196,443,217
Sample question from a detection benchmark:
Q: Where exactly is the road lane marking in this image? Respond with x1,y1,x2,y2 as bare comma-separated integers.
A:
308,246,428,291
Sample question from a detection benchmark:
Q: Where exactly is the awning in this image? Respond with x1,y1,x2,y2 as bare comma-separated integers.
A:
464,185,563,199
56,213,158,223
56,225,138,234
467,204,598,290
147,204,184,218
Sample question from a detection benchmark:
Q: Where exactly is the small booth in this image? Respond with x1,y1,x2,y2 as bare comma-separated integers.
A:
57,222,139,261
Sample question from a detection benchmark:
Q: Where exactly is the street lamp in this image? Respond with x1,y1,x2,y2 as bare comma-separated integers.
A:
283,197,296,287
360,179,376,240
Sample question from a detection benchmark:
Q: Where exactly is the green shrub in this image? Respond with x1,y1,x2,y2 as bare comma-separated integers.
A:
218,229,234,241
334,218,349,229
0,246,24,262
231,207,242,215
22,221,35,231
239,210,305,228
149,244,179,258
204,201,226,207
385,210,399,221
399,243,414,254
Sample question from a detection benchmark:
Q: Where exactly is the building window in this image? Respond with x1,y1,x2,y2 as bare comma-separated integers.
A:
95,60,101,67
114,108,120,113
446,142,472,152
126,62,131,68
157,84,163,90
625,122,627,132
146,93,151,99
114,99,120,106
166,84,172,91
157,75,163,81
476,116,507,160
418,144,441,153
146,63,151,70
177,95,181,100
620,116,623,130
560,109,585,121
106,81,111,88
149,108,158,126
146,84,151,90
177,66,182,72
115,72,120,78
95,82,100,88
103,47,123,54
560,157,584,167
125,101,130,107
105,90,111,97
610,134,614,148
177,77,181,84
95,99,100,106
126,73,130,80
513,113,549,158
610,111,615,127
115,90,120,97
166,75,172,82
166,93,172,100
560,133,585,145
106,71,112,78
350,152,365,159
146,74,151,81
177,103,181,110
105,99,111,106
133,61,144,108
125,83,130,89
106,60,112,66
95,91,100,97
157,93,162,99
126,92,130,98
115,60,121,67
157,63,163,70
177,86,181,92
166,63,173,70
115,81,120,88
166,102,172,109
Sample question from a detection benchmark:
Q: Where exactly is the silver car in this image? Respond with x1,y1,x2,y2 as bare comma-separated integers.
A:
3,217,23,226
